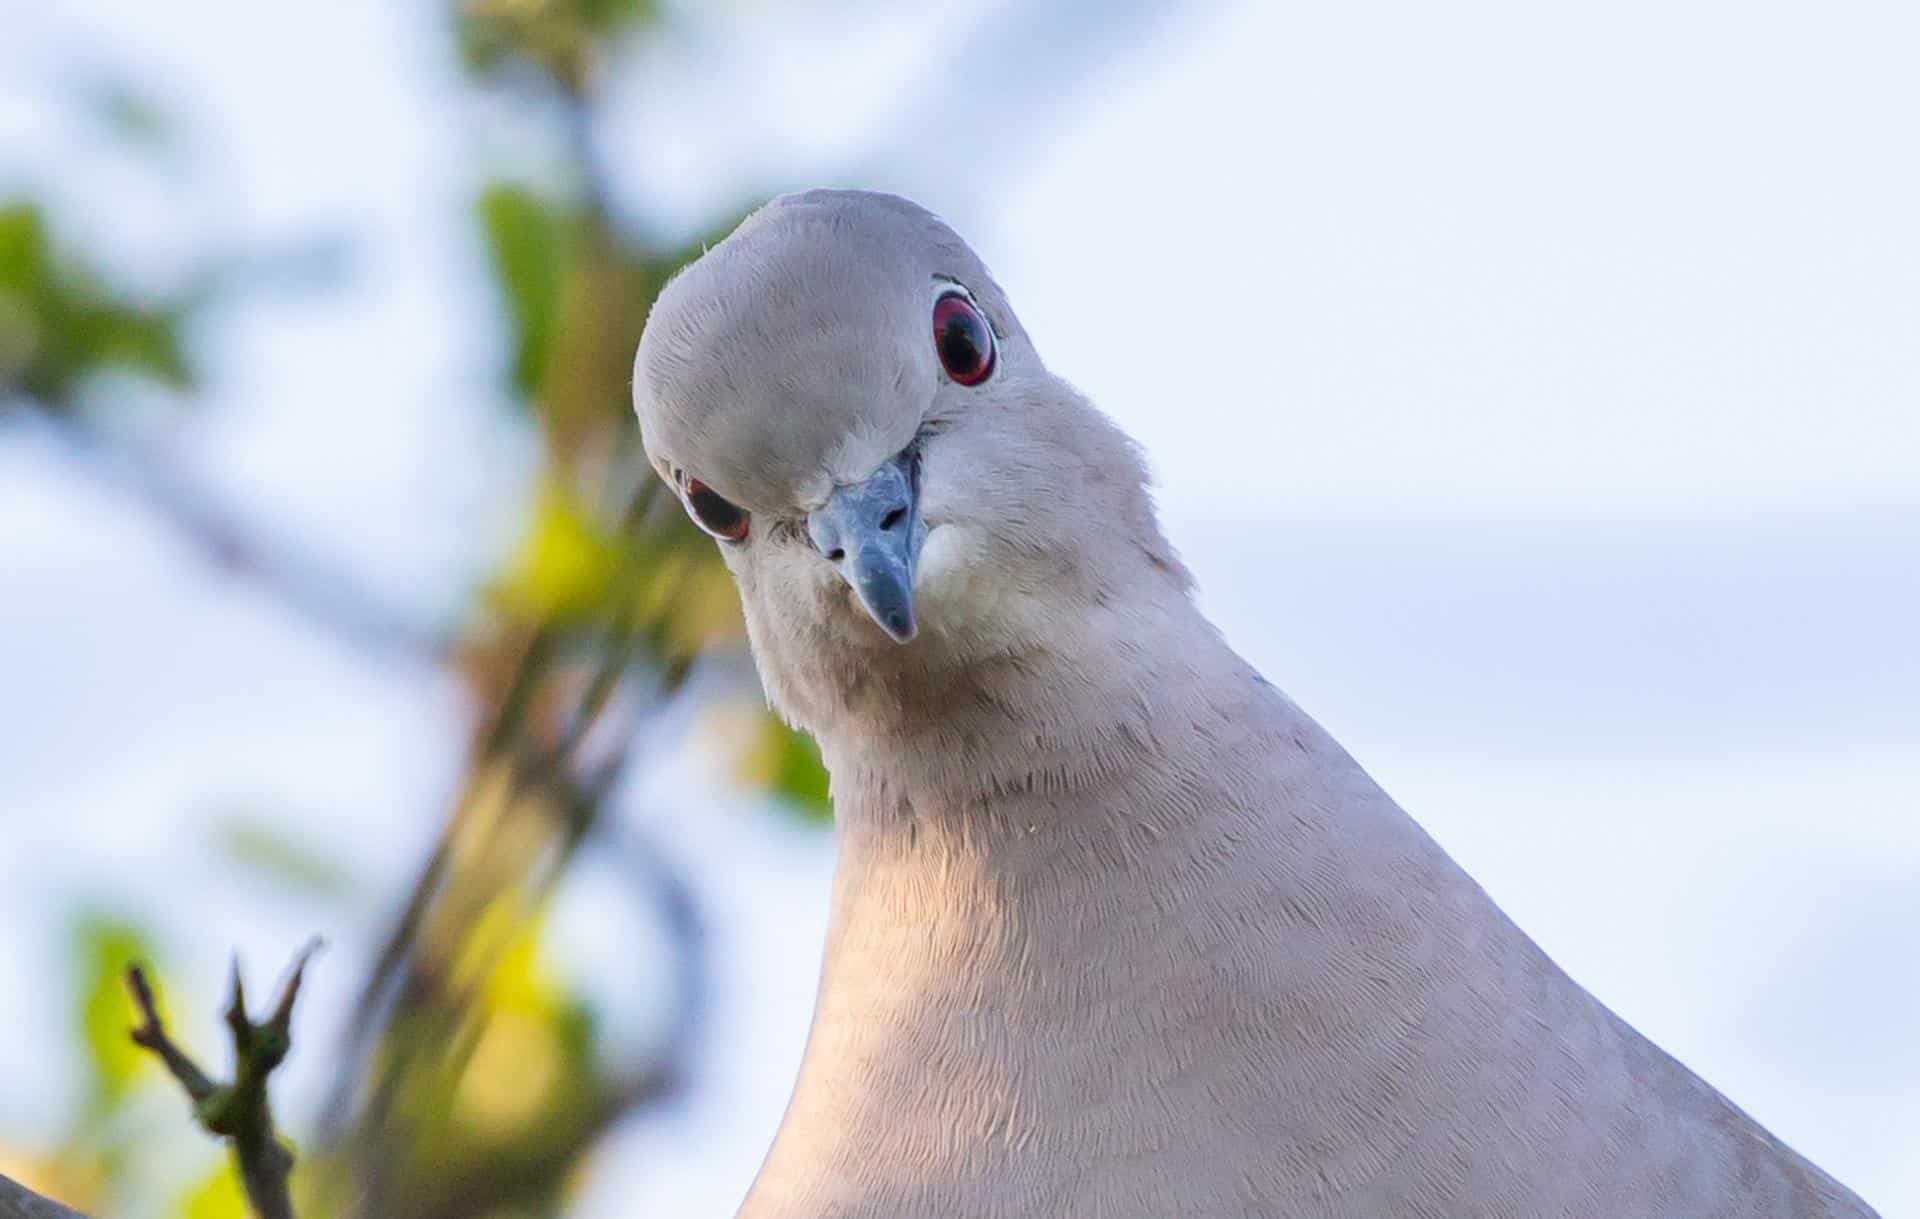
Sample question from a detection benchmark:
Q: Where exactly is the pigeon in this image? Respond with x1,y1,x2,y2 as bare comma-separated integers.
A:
631,189,1880,1219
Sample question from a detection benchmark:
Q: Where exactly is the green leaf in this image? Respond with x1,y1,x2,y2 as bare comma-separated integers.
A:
0,204,50,390
577,0,648,31
217,817,354,900
73,913,158,1115
478,182,576,399
0,198,192,403
773,723,832,820
0,203,53,295
66,300,191,390
739,715,833,822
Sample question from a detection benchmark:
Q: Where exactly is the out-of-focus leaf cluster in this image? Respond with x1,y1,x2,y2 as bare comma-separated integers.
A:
0,917,167,1216
739,715,833,821
11,0,841,1214
457,0,655,93
479,184,579,403
77,918,163,1121
491,475,746,660
293,1,816,1214
0,202,193,407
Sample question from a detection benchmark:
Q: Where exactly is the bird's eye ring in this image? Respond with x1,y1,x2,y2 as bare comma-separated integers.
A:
684,477,750,542
933,291,995,386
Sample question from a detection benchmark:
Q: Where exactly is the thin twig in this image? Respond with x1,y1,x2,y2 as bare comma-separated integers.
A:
125,941,322,1219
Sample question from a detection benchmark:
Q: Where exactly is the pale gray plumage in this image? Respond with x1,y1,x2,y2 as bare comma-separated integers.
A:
633,190,1880,1218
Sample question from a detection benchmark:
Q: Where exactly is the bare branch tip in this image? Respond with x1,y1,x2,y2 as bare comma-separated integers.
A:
124,961,163,1043
269,937,325,1027
225,952,250,1032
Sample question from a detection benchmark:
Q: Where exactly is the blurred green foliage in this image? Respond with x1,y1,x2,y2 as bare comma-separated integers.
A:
0,202,193,407
479,183,579,401
5,0,841,1214
748,718,834,822
75,916,160,1118
217,819,355,903
457,0,656,90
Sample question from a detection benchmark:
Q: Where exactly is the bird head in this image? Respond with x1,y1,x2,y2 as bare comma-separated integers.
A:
633,190,1188,731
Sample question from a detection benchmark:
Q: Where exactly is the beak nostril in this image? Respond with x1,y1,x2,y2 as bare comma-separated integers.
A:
805,449,921,644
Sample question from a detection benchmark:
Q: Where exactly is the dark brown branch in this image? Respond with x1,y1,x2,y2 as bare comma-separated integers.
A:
127,962,217,1103
125,940,322,1219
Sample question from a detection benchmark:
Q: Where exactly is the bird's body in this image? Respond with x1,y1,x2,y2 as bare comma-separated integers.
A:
632,189,1880,1218
739,583,1870,1219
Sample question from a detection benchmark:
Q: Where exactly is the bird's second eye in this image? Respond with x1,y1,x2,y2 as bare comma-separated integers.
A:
684,477,750,542
933,292,994,386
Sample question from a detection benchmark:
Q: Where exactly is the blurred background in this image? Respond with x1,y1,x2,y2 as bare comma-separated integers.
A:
2,0,1916,1215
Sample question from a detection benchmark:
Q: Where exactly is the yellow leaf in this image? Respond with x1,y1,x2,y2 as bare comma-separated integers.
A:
481,913,563,1019
453,1008,564,1139
175,1157,247,1219
74,913,157,1114
494,479,619,620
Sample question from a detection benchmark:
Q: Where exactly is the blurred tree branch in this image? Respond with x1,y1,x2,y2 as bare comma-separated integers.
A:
294,7,747,1214
33,412,453,663
0,1176,88,1219
1,0,880,1213
2,192,448,664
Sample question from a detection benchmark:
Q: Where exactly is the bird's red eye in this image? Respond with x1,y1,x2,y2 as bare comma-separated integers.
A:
684,477,749,542
933,292,995,386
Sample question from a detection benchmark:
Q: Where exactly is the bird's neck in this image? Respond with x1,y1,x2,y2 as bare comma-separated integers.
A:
813,588,1246,830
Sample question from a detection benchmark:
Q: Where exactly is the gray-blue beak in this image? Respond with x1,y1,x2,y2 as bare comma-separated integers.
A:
808,449,925,643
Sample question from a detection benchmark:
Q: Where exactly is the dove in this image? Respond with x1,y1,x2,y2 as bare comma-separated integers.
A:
631,189,1880,1219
